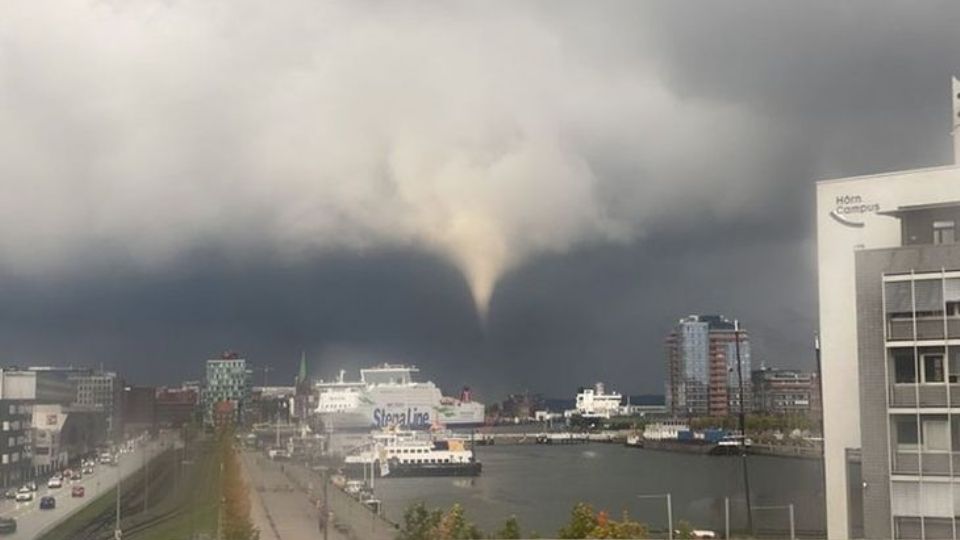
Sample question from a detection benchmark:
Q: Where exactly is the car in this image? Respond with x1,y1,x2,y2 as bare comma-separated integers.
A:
2,491,15,500
0,517,16,535
47,477,62,489
71,485,85,497
39,496,55,510
25,481,37,492
82,467,94,475
14,490,32,503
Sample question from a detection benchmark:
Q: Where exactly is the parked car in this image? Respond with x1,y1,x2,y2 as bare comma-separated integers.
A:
47,477,62,489
25,481,37,492
0,517,16,535
14,489,32,503
82,467,94,475
71,486,84,498
39,496,55,510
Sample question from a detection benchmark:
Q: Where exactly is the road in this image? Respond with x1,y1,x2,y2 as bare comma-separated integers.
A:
241,453,349,540
0,436,171,540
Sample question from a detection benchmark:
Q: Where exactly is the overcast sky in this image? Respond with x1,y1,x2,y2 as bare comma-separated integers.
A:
1,1,959,399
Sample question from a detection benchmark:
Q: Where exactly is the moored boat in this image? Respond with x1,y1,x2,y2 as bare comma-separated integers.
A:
344,430,482,478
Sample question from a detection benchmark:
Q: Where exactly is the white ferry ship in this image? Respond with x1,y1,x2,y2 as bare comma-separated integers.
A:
314,364,485,431
344,430,482,477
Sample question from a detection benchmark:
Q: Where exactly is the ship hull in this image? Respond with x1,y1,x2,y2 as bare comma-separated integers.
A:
344,462,482,478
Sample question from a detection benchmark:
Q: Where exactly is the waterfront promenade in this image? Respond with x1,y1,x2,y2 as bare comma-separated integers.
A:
242,452,350,540
242,451,397,540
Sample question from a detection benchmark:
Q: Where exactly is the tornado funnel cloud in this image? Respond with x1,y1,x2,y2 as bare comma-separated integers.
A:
0,2,771,295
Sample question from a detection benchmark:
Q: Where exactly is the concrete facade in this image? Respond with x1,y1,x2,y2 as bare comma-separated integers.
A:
817,80,960,538
0,400,31,487
751,368,821,416
71,371,121,439
856,243,960,539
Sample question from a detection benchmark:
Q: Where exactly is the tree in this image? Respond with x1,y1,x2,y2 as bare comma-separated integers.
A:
398,503,482,540
434,504,482,540
496,516,522,539
586,510,648,539
558,503,599,539
218,427,260,540
399,503,443,540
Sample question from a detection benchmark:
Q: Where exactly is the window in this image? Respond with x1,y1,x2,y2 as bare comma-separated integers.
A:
894,352,916,383
951,416,960,451
952,349,960,383
886,282,913,319
934,221,956,245
923,417,950,451
895,417,919,451
915,280,944,318
896,416,951,452
923,354,945,383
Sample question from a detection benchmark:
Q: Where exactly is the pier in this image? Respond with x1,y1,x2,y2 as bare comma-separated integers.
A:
470,431,623,445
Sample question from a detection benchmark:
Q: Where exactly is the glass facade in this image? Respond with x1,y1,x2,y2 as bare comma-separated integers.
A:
203,359,252,425
680,321,709,415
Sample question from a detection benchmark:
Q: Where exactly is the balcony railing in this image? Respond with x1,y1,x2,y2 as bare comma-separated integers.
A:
889,385,950,407
892,452,956,476
887,317,960,341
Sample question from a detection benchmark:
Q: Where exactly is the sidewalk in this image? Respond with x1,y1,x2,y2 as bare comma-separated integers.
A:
241,452,350,540
240,452,280,540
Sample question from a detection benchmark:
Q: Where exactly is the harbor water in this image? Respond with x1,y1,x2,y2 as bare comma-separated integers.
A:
371,443,825,537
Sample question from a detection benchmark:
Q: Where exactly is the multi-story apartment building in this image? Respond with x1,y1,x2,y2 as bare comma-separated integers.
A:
203,352,252,426
0,399,31,487
751,368,821,416
816,77,960,539
71,370,121,440
0,367,115,483
665,314,751,417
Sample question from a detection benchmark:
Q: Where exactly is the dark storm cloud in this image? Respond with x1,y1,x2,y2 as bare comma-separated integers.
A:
0,249,486,391
0,1,958,398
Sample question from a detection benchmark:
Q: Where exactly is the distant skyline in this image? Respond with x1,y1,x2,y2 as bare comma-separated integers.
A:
2,2,960,399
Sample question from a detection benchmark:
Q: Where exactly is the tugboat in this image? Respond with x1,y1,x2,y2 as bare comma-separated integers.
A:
344,430,482,478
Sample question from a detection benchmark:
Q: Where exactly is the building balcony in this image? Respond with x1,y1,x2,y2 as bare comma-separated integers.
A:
891,451,960,476
887,317,960,341
888,384,959,408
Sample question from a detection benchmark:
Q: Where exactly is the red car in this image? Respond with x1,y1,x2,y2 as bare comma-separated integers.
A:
71,486,84,498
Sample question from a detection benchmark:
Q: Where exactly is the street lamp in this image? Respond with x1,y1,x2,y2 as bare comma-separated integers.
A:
637,493,673,540
734,320,753,535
